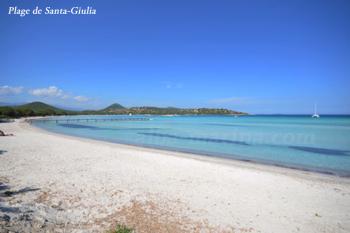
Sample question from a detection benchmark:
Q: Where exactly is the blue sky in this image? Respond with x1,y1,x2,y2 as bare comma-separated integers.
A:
1,0,349,113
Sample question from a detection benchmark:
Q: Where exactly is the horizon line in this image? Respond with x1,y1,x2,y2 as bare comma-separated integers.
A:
1,101,350,115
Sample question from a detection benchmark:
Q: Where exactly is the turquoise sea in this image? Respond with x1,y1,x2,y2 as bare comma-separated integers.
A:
33,115,350,176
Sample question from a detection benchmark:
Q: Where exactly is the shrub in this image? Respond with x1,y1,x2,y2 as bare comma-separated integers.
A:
110,224,134,233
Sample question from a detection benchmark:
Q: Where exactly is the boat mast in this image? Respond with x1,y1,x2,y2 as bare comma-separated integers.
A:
314,103,317,115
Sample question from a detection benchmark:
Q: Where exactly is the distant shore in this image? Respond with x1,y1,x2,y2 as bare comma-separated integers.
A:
0,119,350,232
0,101,248,119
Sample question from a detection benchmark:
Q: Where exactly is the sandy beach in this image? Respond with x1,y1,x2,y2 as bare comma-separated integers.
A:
0,119,350,233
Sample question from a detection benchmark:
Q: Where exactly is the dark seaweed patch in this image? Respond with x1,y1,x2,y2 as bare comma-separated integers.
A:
205,123,247,127
118,128,161,131
289,146,350,156
0,206,20,213
59,124,99,129
139,132,249,146
0,187,40,197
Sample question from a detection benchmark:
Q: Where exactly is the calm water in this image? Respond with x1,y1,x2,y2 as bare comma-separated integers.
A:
33,115,350,176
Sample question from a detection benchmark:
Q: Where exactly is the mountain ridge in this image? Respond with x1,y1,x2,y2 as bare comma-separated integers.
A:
0,101,247,118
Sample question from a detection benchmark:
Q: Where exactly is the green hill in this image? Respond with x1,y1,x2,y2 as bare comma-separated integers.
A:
0,101,247,118
102,103,126,112
17,102,63,112
0,101,73,118
126,106,244,115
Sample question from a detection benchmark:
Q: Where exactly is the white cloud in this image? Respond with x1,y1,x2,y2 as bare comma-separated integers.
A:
61,94,70,99
74,95,90,102
14,85,92,103
0,85,23,95
29,86,64,97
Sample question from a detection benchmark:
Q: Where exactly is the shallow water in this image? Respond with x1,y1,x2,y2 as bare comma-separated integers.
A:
33,115,350,176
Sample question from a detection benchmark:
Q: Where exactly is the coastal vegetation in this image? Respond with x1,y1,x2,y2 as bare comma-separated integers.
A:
0,101,247,118
109,224,134,233
0,102,73,118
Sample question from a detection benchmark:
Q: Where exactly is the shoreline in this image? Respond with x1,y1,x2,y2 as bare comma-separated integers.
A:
1,119,350,232
28,117,350,179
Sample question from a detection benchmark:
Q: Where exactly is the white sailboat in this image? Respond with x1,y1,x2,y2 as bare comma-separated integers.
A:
312,103,320,118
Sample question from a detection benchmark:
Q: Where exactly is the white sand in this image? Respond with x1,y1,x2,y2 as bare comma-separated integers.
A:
0,119,350,233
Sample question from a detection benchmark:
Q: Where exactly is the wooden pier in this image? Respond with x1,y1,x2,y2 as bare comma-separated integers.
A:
26,117,150,124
